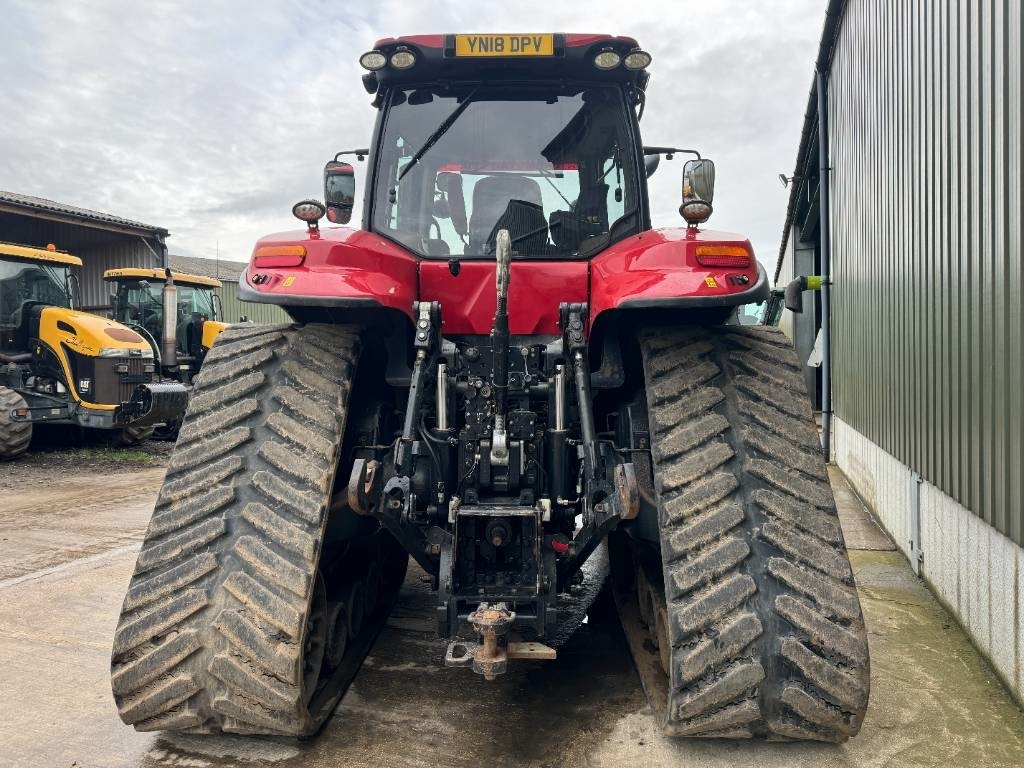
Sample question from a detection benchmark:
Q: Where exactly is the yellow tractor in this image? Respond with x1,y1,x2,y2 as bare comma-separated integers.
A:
0,243,188,459
104,268,229,384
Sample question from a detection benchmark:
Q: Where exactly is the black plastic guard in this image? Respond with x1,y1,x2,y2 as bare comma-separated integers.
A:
116,382,189,426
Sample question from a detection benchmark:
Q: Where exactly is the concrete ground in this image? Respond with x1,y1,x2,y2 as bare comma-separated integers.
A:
1,465,1023,768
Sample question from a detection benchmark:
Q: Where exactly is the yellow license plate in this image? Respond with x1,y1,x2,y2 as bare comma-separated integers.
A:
454,34,554,57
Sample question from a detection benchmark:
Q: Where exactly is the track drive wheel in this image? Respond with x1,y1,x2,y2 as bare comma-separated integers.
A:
0,386,32,459
616,326,869,742
110,323,405,736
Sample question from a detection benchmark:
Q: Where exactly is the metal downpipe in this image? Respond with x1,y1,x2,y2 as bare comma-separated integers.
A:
816,68,832,464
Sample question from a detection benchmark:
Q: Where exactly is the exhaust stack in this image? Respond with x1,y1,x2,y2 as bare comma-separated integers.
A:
161,268,178,369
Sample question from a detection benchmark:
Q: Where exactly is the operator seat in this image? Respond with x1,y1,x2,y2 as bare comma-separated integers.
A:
469,176,544,252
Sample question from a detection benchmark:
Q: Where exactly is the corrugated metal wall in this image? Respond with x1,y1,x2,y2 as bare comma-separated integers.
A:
218,279,291,325
829,0,1023,544
0,211,163,310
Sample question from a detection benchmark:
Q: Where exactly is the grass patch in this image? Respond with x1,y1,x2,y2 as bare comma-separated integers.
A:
75,448,156,464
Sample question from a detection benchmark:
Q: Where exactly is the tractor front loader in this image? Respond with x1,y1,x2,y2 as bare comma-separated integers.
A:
0,242,188,458
112,33,869,743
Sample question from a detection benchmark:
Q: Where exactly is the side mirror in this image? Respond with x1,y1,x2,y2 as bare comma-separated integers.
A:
679,158,715,225
110,293,118,309
644,153,661,178
683,158,715,202
324,160,356,225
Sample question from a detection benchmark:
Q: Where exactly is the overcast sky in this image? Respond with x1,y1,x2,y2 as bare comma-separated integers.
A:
1,0,825,271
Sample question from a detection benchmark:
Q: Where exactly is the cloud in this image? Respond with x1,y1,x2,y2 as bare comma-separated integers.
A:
0,0,826,269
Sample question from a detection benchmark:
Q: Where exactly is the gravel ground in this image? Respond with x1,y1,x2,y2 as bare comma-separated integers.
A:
0,429,172,492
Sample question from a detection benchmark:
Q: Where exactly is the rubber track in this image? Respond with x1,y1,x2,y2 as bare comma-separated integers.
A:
0,387,32,459
111,323,363,735
639,326,869,742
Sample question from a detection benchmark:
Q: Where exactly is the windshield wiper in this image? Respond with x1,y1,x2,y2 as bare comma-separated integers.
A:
388,86,480,202
535,167,573,208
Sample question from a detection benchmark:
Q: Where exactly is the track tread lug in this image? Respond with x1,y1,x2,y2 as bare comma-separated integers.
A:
177,399,261,446
666,537,750,596
240,501,318,563
167,427,251,475
135,517,227,575
779,637,869,713
675,611,763,685
222,571,302,639
111,629,202,696
234,535,310,597
209,653,299,710
117,675,200,724
113,588,209,656
123,552,219,613
147,487,235,538
671,661,765,720
213,608,300,683
159,456,245,504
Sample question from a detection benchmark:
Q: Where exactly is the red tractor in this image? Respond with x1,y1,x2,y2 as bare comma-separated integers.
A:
112,34,868,743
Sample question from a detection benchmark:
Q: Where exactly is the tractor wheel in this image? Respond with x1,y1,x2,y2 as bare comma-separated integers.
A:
616,326,869,742
153,416,183,442
110,323,406,736
0,387,32,459
108,424,156,447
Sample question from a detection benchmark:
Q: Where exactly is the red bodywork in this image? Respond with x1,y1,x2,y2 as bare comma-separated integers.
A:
589,227,760,325
245,226,760,335
248,228,419,316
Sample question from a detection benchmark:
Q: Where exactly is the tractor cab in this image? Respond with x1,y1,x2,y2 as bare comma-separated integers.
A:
104,268,226,376
359,34,652,261
0,244,76,355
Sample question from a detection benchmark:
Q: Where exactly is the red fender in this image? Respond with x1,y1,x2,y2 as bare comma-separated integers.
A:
589,227,767,328
240,227,418,317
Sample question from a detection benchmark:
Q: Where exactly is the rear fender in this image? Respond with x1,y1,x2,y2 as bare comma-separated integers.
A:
589,227,768,327
239,227,418,324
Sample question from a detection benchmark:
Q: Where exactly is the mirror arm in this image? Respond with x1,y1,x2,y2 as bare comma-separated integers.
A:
642,146,702,160
334,148,369,162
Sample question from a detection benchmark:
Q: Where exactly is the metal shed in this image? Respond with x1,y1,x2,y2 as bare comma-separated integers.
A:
776,0,1023,705
0,191,168,312
167,255,290,325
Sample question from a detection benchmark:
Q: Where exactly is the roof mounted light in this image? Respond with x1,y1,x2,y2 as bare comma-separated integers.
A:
680,200,713,226
623,50,652,70
390,49,417,70
359,50,387,71
593,49,621,70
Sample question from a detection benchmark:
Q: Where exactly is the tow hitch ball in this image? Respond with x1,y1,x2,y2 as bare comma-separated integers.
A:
444,602,556,680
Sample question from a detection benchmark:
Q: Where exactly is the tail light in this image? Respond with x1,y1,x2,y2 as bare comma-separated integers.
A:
253,245,306,269
695,245,752,268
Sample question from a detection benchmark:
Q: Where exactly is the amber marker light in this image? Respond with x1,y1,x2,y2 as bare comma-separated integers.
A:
695,245,752,268
253,244,307,269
